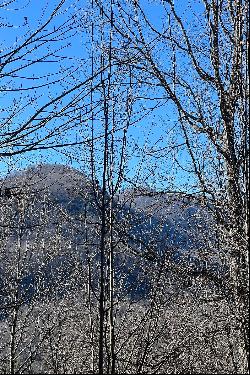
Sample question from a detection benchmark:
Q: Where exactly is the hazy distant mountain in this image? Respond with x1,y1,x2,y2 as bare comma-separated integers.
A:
1,163,217,260
0,164,218,310
118,187,215,256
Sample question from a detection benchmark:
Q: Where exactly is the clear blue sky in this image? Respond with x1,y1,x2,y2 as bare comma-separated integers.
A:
0,0,205,192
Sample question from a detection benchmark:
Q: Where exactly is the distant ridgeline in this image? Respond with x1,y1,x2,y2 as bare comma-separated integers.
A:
0,164,221,314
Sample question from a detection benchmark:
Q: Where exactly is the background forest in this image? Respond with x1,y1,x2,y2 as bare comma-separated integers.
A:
0,0,249,374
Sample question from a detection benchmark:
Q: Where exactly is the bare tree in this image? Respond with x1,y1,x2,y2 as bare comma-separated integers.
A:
0,0,248,373
0,0,110,163
91,0,249,372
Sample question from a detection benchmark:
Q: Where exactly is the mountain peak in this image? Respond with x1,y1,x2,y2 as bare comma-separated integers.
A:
1,163,90,197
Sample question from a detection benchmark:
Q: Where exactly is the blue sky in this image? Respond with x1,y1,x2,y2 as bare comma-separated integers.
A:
0,0,205,192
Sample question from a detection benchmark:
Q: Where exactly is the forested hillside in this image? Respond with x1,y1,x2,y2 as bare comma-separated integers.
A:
0,163,246,373
0,0,248,373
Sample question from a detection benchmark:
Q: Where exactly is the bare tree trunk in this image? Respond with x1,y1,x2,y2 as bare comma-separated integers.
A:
9,306,18,375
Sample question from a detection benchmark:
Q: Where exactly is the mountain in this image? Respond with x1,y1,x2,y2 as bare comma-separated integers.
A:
0,164,218,312
118,187,215,258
